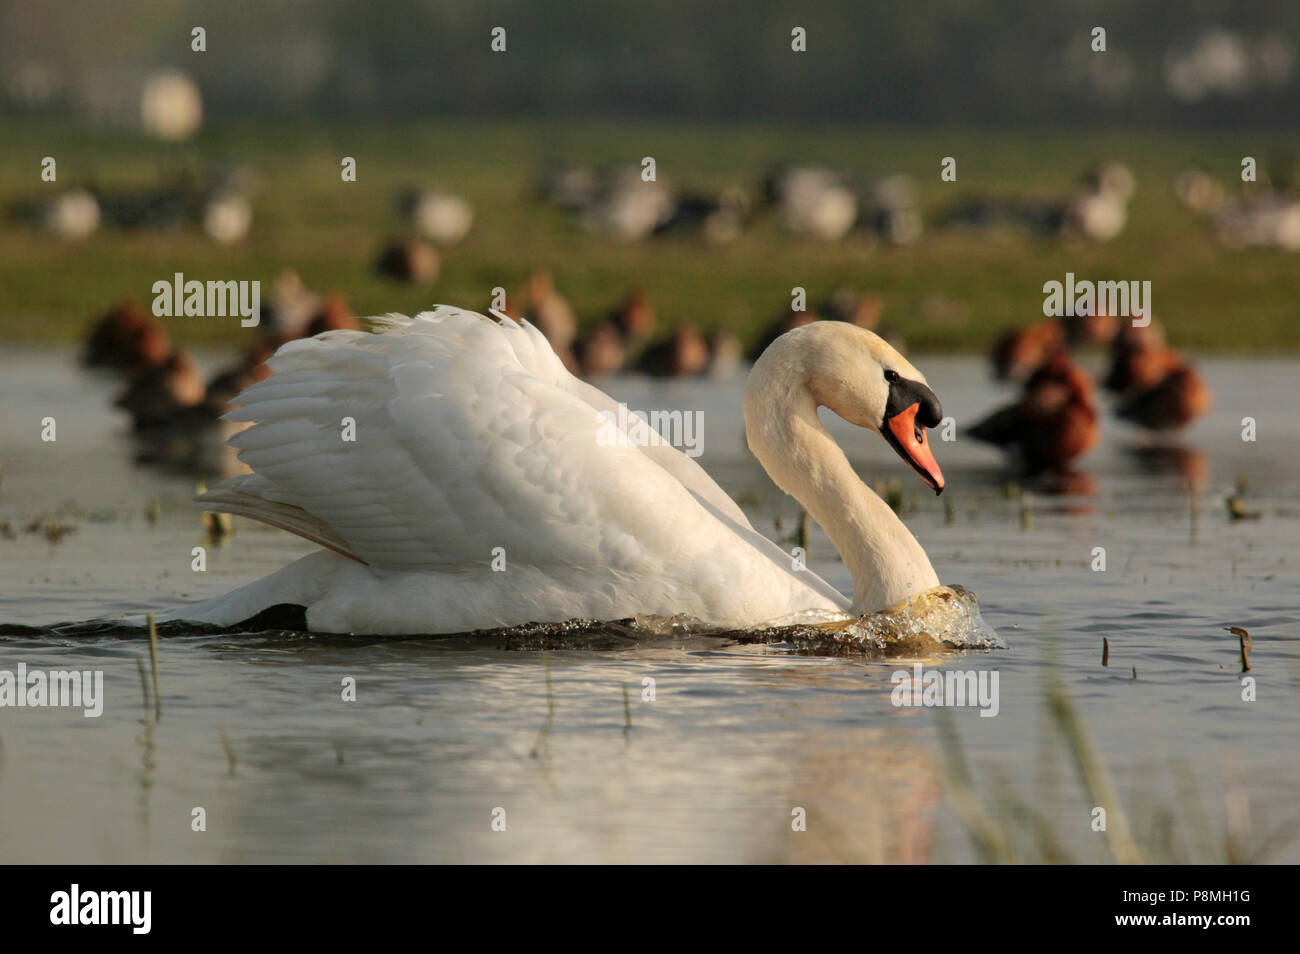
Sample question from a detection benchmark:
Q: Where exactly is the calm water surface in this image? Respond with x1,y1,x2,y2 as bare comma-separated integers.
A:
0,348,1296,863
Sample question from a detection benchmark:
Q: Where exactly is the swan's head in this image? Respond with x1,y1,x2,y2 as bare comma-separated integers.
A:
756,321,946,493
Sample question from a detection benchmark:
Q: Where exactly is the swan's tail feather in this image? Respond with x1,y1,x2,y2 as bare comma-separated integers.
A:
196,480,368,565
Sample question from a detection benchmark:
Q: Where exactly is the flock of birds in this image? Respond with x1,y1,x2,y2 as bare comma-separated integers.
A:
970,308,1211,478
15,165,259,244
534,156,1296,250
80,255,1208,490
535,162,923,245
60,155,1238,487
24,156,1300,263
82,273,359,473
481,271,747,379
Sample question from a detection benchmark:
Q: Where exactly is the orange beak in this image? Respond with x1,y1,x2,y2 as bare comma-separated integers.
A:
885,402,945,494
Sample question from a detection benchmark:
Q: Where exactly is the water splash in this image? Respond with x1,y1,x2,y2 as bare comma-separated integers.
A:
715,585,1006,656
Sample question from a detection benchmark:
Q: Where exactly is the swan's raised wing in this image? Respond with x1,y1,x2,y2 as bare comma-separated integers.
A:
202,308,841,608
473,310,755,530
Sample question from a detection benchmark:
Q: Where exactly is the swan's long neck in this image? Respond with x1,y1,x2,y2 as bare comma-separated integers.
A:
744,355,940,614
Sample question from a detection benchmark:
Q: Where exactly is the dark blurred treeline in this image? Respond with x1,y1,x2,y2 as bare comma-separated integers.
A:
2,0,1297,126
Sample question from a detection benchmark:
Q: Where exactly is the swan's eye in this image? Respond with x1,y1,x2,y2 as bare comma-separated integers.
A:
884,369,900,383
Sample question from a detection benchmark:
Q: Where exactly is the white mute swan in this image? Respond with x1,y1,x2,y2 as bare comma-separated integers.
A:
166,306,947,634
